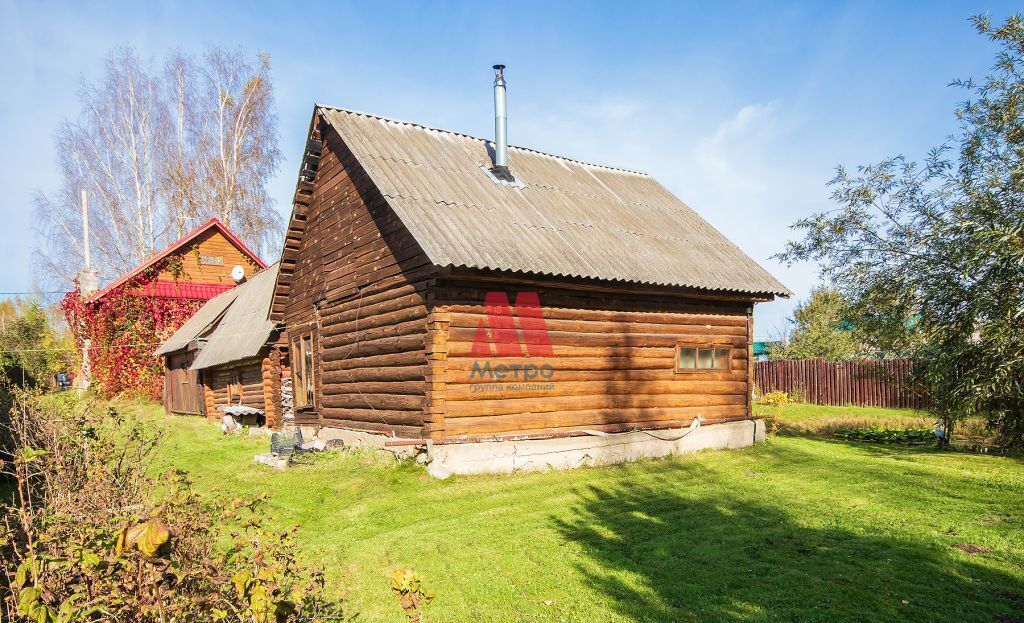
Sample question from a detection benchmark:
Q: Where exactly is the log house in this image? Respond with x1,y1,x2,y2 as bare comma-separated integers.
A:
268,103,789,475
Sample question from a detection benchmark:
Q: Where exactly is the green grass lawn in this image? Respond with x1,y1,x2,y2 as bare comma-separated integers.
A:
122,400,1024,623
753,401,923,423
754,401,994,445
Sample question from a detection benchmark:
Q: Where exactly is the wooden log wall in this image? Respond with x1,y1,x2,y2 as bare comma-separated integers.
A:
261,351,282,429
203,383,216,422
281,121,433,438
424,307,450,440
205,359,264,410
156,227,260,285
432,278,754,439
754,358,921,409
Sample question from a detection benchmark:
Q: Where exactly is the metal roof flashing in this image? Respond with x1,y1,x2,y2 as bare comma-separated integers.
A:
479,165,525,188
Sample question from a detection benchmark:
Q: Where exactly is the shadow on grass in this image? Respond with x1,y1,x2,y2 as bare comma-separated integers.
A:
554,461,1024,623
788,432,1024,466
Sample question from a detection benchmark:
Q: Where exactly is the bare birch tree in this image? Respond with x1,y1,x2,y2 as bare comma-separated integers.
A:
35,45,282,288
35,48,163,284
194,48,281,256
161,50,203,240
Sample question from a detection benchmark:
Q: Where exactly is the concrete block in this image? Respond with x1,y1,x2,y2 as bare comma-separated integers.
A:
314,426,389,449
253,453,290,470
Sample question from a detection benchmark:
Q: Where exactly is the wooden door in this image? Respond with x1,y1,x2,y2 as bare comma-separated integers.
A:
165,352,203,415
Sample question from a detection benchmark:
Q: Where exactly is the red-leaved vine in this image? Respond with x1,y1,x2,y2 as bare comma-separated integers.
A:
62,260,206,400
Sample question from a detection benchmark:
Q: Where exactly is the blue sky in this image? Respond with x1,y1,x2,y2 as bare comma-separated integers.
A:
0,0,1017,336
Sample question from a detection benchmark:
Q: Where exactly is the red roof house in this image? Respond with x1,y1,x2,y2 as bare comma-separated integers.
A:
86,218,267,304
64,218,266,399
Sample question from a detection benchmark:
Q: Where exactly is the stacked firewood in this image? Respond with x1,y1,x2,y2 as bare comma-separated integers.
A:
280,376,295,428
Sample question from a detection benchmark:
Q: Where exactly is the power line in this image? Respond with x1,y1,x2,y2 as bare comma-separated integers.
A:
0,320,316,355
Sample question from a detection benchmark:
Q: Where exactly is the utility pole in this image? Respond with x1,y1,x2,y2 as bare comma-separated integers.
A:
82,189,91,270
78,189,97,394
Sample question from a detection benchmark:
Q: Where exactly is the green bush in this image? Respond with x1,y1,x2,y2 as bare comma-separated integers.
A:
756,391,790,435
837,427,937,445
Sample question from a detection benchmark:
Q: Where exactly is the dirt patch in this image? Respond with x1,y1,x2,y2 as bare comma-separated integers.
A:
954,543,992,554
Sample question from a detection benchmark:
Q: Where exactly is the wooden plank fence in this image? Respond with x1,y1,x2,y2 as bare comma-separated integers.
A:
754,359,922,409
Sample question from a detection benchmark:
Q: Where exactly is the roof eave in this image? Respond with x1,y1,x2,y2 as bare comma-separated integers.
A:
86,218,265,304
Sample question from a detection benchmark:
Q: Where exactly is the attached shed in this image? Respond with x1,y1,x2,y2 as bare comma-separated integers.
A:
270,103,790,475
68,217,266,399
157,263,283,427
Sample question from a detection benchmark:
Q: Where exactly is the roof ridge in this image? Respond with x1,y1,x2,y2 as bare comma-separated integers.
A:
316,104,651,177
85,218,265,303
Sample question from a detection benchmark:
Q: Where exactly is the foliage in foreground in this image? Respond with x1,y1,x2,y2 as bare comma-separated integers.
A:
0,393,344,622
776,14,1024,446
389,569,434,623
0,299,74,390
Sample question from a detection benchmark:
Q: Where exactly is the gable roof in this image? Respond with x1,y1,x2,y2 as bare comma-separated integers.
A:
86,218,267,303
275,105,789,305
188,262,280,370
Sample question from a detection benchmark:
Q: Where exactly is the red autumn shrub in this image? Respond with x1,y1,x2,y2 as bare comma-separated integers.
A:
62,261,205,400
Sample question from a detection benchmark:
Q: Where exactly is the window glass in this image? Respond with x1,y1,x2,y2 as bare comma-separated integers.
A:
714,348,730,370
230,372,243,404
292,336,309,409
302,335,314,407
676,344,735,372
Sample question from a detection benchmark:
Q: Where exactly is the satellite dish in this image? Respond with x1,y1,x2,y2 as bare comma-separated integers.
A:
231,265,246,284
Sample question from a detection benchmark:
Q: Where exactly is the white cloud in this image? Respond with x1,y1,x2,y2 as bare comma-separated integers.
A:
692,101,781,192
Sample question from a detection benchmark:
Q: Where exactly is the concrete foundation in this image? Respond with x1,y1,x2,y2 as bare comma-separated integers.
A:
305,418,765,478
425,419,765,478
309,425,419,458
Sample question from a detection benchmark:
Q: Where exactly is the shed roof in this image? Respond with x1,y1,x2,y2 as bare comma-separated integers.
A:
154,286,240,356
315,106,789,297
189,263,280,370
155,263,279,369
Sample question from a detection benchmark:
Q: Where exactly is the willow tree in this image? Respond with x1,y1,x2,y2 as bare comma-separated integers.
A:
777,14,1024,445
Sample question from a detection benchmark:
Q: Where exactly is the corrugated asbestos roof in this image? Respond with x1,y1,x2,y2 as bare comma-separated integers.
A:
154,287,240,356
319,106,790,297
189,263,280,370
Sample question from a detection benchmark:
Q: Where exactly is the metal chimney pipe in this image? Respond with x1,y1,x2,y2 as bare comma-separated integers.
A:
491,64,513,180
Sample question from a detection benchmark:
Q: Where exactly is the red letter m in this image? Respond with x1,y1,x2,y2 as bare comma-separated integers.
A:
470,291,554,358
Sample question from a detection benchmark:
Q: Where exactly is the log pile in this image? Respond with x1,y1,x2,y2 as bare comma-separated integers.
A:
261,351,282,429
280,375,295,429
